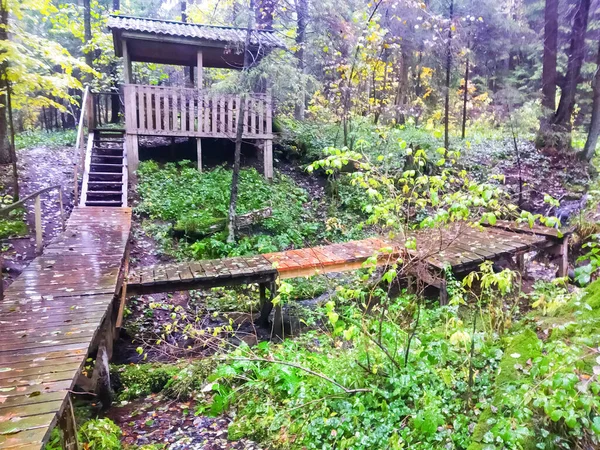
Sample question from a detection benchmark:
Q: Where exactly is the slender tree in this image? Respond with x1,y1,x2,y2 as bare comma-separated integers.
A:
444,0,454,150
294,0,308,120
83,0,93,69
461,40,470,139
540,0,558,114
582,40,600,161
0,0,10,164
550,0,591,142
227,0,256,243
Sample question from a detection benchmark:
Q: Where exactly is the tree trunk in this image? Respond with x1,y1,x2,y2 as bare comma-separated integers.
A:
294,0,308,120
83,0,93,69
461,52,469,139
113,0,120,10
551,0,591,142
582,40,600,161
541,0,558,113
181,1,187,22
227,0,255,244
0,1,10,164
6,78,19,200
444,0,454,150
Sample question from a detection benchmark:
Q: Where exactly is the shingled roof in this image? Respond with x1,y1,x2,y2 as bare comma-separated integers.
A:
108,15,286,49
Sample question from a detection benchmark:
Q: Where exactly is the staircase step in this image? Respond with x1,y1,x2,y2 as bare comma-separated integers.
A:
86,190,123,195
88,181,123,185
92,154,123,160
88,172,123,178
93,128,125,134
85,200,123,206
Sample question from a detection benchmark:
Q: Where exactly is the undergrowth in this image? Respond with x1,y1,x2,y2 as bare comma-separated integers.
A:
136,161,362,259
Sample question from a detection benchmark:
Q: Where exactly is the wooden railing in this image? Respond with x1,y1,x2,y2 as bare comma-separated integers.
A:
0,184,65,255
123,84,273,139
74,86,93,205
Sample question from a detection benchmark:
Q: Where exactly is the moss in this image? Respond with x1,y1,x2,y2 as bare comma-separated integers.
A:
111,363,181,401
468,330,541,450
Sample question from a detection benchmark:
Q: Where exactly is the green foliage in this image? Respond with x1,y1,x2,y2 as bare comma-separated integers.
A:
44,418,122,450
111,363,180,401
0,208,27,238
78,418,122,450
136,161,323,259
15,129,76,150
575,235,600,285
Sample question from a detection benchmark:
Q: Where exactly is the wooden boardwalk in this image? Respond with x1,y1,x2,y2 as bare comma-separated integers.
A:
0,207,131,449
127,220,569,305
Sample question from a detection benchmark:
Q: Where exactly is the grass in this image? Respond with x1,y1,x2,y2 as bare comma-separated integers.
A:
15,129,76,150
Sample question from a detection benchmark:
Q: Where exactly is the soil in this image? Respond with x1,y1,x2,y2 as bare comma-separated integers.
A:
106,396,262,450
0,145,75,287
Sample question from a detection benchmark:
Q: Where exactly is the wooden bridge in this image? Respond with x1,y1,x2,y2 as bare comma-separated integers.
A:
0,207,131,449
127,220,569,332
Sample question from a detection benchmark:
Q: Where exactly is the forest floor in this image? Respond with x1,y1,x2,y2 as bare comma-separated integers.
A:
0,145,75,287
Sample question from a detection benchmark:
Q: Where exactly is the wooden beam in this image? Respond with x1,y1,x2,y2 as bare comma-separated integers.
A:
122,39,132,84
196,138,202,172
197,50,203,89
125,134,138,175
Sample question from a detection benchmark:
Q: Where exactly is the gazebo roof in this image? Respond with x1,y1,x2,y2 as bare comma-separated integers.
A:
109,15,285,69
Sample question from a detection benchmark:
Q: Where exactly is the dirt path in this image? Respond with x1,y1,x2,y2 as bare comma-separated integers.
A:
0,145,75,286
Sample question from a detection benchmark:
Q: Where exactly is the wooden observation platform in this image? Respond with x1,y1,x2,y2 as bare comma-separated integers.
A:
108,15,285,178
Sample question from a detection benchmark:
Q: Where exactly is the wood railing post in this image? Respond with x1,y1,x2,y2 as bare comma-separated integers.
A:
58,188,66,231
34,194,42,254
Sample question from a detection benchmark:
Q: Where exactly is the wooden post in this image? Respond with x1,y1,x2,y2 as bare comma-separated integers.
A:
196,138,202,172
556,237,569,278
122,39,132,84
197,50,203,89
263,140,273,179
125,134,139,175
439,272,448,306
34,194,42,254
515,253,525,273
59,395,80,450
58,188,66,231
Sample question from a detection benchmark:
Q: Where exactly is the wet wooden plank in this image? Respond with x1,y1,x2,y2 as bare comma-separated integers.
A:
0,362,82,382
0,426,50,449
0,412,58,436
0,401,63,422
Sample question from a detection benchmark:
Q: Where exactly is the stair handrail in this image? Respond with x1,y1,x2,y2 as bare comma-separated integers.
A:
74,86,94,205
0,184,66,254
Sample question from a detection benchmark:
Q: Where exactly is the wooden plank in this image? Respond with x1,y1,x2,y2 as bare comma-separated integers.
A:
181,90,187,133
0,426,49,449
0,400,63,422
0,412,57,435
219,96,225,135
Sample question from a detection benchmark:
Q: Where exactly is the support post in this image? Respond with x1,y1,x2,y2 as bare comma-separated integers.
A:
59,395,80,450
515,253,525,273
197,50,204,89
556,237,569,278
125,134,139,175
34,194,42,254
439,272,448,306
122,39,132,84
257,281,272,328
196,138,202,172
58,188,66,231
263,139,273,180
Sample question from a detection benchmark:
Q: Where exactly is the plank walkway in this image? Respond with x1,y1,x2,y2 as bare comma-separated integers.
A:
127,221,568,296
0,207,131,450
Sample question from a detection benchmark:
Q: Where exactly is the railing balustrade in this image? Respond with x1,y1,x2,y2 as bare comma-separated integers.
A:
123,84,272,139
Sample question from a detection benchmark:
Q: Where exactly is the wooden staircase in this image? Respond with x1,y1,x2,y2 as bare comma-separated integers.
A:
80,129,128,207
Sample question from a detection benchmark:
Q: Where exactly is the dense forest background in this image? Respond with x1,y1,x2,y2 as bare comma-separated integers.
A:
1,0,600,163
